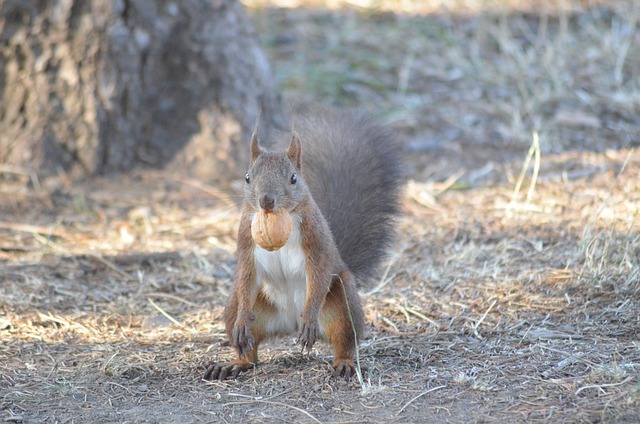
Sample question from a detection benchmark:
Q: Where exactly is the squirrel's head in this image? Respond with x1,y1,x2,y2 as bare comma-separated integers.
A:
244,129,305,213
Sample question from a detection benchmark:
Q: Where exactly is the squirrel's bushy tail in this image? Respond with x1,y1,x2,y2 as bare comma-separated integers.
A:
294,106,402,285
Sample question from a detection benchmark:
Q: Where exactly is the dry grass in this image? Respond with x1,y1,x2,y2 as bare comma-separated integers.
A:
2,1,640,423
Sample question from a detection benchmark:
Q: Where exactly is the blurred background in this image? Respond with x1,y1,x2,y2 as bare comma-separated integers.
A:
245,0,639,183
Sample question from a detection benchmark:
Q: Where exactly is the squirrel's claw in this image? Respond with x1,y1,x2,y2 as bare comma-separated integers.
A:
297,320,319,353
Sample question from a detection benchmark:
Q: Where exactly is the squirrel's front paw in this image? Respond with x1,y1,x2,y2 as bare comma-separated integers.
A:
232,320,255,359
297,319,319,353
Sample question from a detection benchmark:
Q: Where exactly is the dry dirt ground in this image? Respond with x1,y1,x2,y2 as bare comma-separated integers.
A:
2,1,640,423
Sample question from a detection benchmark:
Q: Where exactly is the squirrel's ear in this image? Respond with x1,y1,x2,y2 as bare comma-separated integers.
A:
250,130,262,163
250,110,263,163
288,132,302,170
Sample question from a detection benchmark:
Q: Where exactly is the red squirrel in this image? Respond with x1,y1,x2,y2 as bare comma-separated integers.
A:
204,106,401,380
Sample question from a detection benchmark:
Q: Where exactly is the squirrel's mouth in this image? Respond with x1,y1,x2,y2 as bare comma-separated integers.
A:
257,206,286,214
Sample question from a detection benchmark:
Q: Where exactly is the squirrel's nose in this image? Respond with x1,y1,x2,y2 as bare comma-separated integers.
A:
260,194,275,211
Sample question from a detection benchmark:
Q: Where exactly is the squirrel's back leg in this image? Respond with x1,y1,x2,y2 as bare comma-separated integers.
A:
204,291,276,380
319,270,366,378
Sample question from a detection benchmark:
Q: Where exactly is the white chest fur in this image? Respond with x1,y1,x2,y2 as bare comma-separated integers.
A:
253,215,307,334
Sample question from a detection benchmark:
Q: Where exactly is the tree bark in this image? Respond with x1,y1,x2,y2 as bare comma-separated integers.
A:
0,0,281,182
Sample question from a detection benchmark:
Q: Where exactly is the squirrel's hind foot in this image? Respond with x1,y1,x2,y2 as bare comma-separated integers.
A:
332,359,367,380
203,359,254,381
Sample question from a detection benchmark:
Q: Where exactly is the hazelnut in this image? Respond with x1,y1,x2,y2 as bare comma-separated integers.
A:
251,209,292,251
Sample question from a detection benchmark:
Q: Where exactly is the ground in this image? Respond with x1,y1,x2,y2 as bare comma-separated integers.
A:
1,1,639,423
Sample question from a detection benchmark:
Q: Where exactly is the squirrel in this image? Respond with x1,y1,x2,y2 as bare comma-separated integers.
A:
204,106,401,380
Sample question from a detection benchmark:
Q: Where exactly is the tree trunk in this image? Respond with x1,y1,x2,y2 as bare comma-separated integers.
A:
0,0,281,182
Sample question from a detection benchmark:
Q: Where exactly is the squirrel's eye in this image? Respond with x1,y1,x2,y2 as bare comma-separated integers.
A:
245,173,250,184
290,173,297,184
